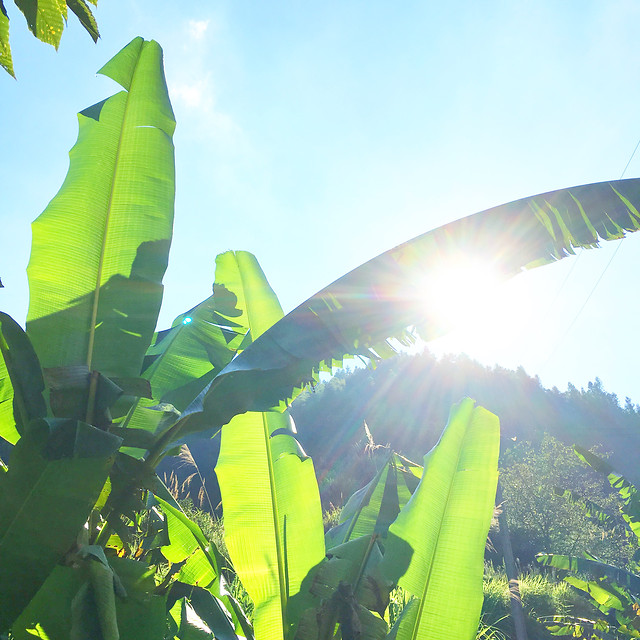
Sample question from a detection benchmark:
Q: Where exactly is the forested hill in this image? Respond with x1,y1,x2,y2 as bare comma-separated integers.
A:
290,349,640,484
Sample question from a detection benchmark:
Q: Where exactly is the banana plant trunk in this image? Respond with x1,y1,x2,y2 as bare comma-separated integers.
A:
496,482,529,640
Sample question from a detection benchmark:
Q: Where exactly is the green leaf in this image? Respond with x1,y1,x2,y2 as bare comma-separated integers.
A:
0,312,46,444
537,554,640,597
0,418,121,632
15,0,66,49
181,179,640,435
152,493,250,638
12,557,167,640
378,399,500,640
574,447,640,539
563,575,629,613
122,251,252,441
325,452,421,549
0,1,14,78
26,36,175,380
168,584,244,640
66,0,99,42
213,253,325,640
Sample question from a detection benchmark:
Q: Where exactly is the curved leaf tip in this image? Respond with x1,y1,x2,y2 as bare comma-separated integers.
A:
97,36,145,90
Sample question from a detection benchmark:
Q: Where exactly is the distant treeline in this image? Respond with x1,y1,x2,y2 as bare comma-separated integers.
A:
290,349,640,489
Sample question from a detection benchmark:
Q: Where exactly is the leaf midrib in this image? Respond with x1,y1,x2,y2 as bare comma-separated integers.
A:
235,254,288,634
86,46,144,372
410,413,473,640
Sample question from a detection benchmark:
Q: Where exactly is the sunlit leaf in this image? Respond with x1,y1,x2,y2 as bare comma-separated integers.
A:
180,179,640,438
26,36,175,380
214,252,325,640
0,0,13,78
379,399,500,640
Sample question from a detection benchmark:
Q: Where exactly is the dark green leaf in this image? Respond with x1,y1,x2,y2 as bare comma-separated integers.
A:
0,418,121,632
66,0,99,42
0,312,46,443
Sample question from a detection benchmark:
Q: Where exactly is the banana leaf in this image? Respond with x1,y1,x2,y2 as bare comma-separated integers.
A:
378,398,500,640
177,178,640,440
26,36,175,380
326,452,421,549
11,556,167,640
574,447,640,539
537,553,640,596
121,251,254,440
0,311,46,445
0,417,121,632
215,253,325,640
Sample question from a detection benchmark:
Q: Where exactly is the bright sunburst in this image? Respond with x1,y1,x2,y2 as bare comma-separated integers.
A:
415,255,506,332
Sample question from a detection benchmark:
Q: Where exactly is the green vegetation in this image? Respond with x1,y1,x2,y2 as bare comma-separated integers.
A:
0,0,100,78
3,35,640,640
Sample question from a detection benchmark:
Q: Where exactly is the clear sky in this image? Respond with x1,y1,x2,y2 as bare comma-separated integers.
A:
3,1,640,402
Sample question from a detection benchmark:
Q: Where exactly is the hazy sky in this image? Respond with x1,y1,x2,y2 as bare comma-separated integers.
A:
3,1,640,402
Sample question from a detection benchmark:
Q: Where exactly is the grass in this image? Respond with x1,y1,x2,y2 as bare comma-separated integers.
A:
482,562,600,639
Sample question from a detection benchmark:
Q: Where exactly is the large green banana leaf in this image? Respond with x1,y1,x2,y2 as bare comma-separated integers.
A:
0,311,46,444
178,179,640,438
26,36,175,379
215,253,325,640
379,398,499,640
0,418,121,632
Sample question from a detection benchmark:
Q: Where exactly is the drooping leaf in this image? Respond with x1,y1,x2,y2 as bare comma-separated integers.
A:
537,554,640,597
0,0,14,78
121,251,252,442
179,179,640,438
378,399,500,640
214,252,325,640
325,452,421,549
0,311,46,444
563,575,630,613
0,418,121,632
26,36,175,380
12,556,167,640
15,0,67,49
66,0,99,42
2,0,100,76
574,446,640,539
553,487,616,530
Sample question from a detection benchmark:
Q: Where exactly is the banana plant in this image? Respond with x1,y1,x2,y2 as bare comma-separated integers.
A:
4,30,640,640
214,252,326,640
294,399,500,640
537,449,640,639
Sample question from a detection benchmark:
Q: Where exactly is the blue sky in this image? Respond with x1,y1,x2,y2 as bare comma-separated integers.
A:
3,1,640,402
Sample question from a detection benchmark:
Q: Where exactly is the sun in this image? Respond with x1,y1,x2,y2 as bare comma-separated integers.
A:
415,255,507,333
408,253,540,368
